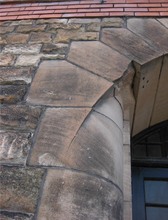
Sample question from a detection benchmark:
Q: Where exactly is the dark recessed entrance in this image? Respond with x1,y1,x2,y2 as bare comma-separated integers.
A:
131,121,168,220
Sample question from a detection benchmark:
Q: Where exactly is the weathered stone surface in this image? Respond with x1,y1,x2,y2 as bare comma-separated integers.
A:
0,166,44,213
6,34,29,44
0,105,42,130
37,169,123,220
0,132,31,165
68,41,130,81
94,95,123,130
0,85,27,104
27,60,112,106
101,28,160,64
15,55,41,66
127,18,168,52
2,44,42,54
30,109,123,188
29,32,52,43
0,26,15,34
29,108,90,165
0,212,33,220
0,67,32,84
64,111,123,188
101,17,124,27
41,43,68,54
0,54,15,66
48,23,82,31
157,18,168,29
54,29,99,43
16,24,46,33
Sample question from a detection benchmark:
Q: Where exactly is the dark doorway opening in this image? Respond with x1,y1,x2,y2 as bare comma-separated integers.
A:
131,121,168,220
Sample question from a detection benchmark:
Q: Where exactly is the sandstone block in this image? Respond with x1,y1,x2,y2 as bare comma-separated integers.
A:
101,28,160,64
86,22,101,32
0,54,15,66
41,53,65,60
68,18,101,24
6,34,29,44
54,29,99,43
0,166,44,213
0,36,7,45
94,96,123,130
0,105,42,130
68,41,130,81
37,169,123,220
127,18,168,52
157,18,168,29
48,23,82,31
27,60,112,106
2,44,42,55
15,55,41,67
29,32,52,43
36,18,68,24
0,132,31,165
16,24,46,33
0,67,32,84
0,26,15,34
42,43,68,54
10,20,33,26
29,107,90,165
64,111,123,188
0,85,27,104
29,108,123,188
101,17,124,27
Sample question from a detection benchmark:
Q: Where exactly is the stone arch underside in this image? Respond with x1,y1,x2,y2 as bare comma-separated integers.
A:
1,18,168,220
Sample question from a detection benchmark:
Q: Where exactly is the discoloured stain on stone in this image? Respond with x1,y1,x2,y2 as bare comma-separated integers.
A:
0,105,42,131
68,41,130,81
37,169,123,220
0,132,31,165
29,107,90,165
27,60,112,107
0,166,45,213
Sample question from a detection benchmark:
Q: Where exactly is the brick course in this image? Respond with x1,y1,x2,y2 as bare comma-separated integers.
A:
0,0,167,20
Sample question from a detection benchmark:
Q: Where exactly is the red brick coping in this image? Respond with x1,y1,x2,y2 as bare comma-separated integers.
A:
0,0,168,21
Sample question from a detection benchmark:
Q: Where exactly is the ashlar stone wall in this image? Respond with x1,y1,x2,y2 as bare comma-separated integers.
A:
0,17,168,220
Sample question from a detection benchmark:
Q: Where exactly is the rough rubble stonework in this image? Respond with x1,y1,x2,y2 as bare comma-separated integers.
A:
0,13,168,220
